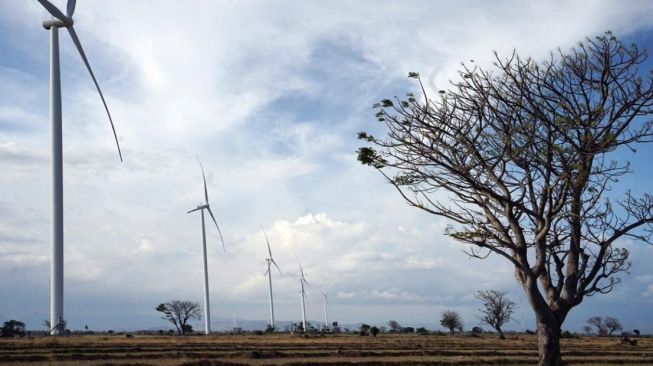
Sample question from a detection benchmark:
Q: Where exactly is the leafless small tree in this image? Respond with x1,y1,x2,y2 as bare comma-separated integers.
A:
581,325,593,336
42,318,66,334
156,300,201,335
358,32,653,366
440,310,463,335
587,316,608,336
388,320,402,332
475,290,517,339
604,316,623,336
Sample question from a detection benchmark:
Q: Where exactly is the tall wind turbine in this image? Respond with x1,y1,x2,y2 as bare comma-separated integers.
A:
187,160,225,334
35,0,123,335
321,289,329,329
297,261,309,332
262,230,282,330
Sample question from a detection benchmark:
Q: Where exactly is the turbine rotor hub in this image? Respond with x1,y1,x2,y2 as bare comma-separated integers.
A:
42,18,71,29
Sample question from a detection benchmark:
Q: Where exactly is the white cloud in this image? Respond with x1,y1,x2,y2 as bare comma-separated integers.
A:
337,291,356,299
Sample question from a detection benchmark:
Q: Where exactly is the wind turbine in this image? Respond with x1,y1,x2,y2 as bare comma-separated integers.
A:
321,289,329,329
232,309,238,331
35,0,123,335
297,260,309,332
187,160,225,334
262,229,282,330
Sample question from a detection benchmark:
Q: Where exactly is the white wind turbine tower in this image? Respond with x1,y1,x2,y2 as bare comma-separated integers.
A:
187,160,226,334
297,261,309,332
232,309,238,331
35,0,123,335
262,230,282,330
321,289,329,329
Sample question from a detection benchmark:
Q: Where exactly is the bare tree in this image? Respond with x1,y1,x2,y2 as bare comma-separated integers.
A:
42,319,66,334
475,290,517,339
587,316,608,336
440,310,463,335
581,325,593,336
604,316,623,336
156,300,201,335
357,32,653,366
388,320,402,332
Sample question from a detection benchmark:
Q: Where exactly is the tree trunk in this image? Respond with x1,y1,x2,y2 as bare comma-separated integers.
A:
537,319,563,366
496,326,505,340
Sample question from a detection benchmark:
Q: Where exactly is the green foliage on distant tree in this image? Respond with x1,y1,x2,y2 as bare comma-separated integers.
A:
370,326,380,337
1,320,26,337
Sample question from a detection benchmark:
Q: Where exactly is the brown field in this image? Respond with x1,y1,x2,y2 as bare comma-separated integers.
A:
1,333,652,365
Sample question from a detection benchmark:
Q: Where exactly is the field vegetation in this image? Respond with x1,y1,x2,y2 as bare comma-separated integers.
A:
1,333,652,365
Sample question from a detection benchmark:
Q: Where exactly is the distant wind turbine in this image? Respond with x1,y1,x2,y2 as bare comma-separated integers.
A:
187,159,226,334
321,289,329,328
297,260,309,332
262,230,282,330
35,0,123,335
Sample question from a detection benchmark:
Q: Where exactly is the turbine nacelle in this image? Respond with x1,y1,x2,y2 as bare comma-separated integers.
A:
188,158,226,252
36,0,123,162
262,230,282,276
42,18,70,29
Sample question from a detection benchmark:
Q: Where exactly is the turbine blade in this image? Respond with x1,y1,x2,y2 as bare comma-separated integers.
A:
197,158,209,204
297,259,307,282
66,0,76,17
262,230,273,258
36,0,70,24
187,207,201,213
271,258,283,277
206,206,225,252
264,267,269,277
66,26,123,162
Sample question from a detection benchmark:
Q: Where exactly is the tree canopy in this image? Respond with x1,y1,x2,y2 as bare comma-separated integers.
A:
440,310,463,335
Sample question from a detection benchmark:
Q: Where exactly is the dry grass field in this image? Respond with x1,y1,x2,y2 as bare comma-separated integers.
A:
1,333,652,365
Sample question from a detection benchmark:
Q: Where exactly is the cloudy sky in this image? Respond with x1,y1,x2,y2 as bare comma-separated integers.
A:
1,0,653,333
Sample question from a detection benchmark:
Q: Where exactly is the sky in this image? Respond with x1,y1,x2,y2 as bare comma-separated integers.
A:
1,0,653,333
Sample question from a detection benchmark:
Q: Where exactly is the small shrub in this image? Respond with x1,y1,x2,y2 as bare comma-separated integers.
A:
359,324,371,336
370,326,380,337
